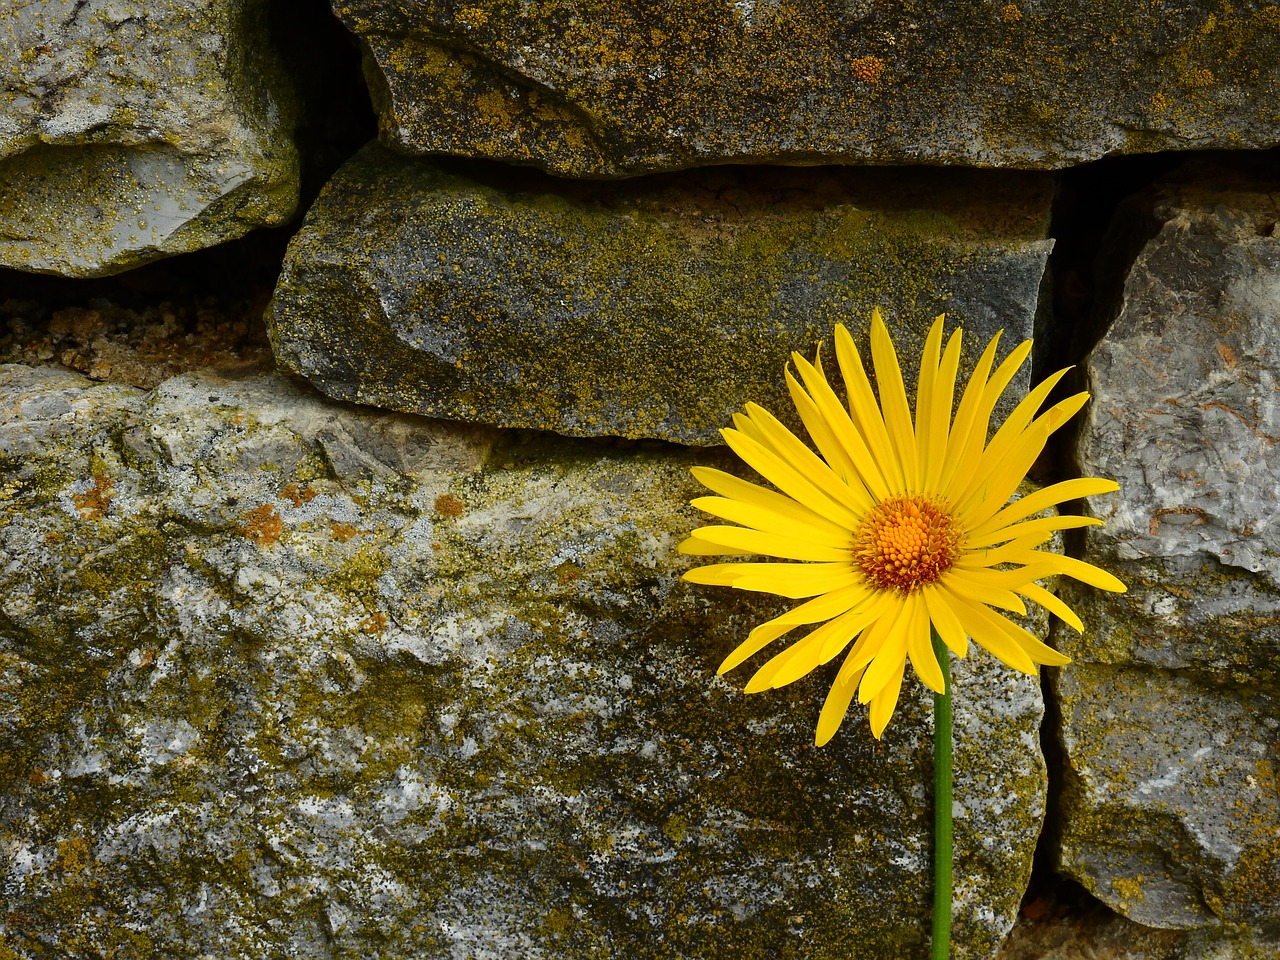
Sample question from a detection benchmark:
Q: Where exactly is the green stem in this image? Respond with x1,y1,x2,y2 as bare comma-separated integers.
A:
931,627,953,960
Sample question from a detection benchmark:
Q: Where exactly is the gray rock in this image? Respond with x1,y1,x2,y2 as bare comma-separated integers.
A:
0,0,299,277
335,0,1280,176
1059,162,1280,950
267,143,1054,444
0,362,1051,959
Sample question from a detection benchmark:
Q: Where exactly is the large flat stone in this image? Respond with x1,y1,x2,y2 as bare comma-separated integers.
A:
267,143,1053,443
0,0,299,277
1059,161,1280,951
335,0,1280,176
0,362,1050,959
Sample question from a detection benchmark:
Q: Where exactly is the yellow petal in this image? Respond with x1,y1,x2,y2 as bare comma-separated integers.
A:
686,525,851,562
955,419,1053,526
730,564,858,598
942,568,1029,615
771,582,872,626
690,467,855,536
962,599,1072,667
870,310,921,490
678,536,753,556
969,477,1119,538
743,402,874,513
682,561,856,599
816,655,869,746
922,583,969,657
1017,582,1085,633
1023,553,1127,592
791,352,893,500
937,336,1032,499
904,592,946,694
964,514,1102,550
834,321,906,493
858,613,909,703
819,589,898,661
722,428,862,530
951,368,1070,506
718,617,798,675
943,588,1039,674
749,604,872,690
691,496,852,549
867,664,906,739
922,327,963,494
833,594,902,680
785,361,860,489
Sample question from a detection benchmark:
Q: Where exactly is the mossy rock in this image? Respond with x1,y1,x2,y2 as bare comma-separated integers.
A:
0,0,299,277
1056,159,1280,950
335,0,1280,175
267,143,1053,443
1,362,1050,959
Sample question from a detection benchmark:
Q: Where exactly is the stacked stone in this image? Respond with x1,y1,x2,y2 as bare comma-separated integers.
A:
1,2,1278,959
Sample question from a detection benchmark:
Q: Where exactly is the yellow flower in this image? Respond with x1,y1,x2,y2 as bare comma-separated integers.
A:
680,310,1125,744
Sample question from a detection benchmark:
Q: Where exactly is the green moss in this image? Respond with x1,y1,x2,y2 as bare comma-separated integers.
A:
334,0,1280,174
271,144,1048,444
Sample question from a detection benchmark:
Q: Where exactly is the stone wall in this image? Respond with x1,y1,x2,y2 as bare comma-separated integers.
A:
1,2,1278,959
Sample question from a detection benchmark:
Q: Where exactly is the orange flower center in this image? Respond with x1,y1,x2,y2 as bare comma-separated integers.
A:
854,496,960,592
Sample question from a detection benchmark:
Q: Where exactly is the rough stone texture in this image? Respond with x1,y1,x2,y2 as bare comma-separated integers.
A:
267,143,1054,445
1058,162,1280,952
0,362,1051,959
0,0,299,277
334,0,1280,177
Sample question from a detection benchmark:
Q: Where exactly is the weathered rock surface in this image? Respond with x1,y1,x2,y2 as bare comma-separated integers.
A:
1059,162,1280,951
0,0,299,277
267,143,1054,444
336,0,1280,177
0,362,1050,959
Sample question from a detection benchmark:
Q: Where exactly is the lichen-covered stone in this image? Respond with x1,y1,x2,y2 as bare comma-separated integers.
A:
1057,160,1280,951
0,0,299,277
267,143,1053,444
1,362,1050,959
333,0,1280,176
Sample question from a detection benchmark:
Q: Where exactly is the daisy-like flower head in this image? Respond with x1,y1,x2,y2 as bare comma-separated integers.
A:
680,309,1125,745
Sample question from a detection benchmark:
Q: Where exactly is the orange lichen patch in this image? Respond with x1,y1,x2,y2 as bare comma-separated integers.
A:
282,482,318,506
1216,342,1238,368
330,522,360,542
1000,4,1023,23
237,504,284,546
73,472,114,520
359,612,388,633
849,55,885,83
434,493,465,518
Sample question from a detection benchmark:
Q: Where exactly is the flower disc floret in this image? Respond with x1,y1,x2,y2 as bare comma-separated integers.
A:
855,496,959,592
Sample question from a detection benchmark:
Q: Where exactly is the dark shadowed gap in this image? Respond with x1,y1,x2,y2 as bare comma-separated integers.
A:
1017,148,1185,947
0,0,377,365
